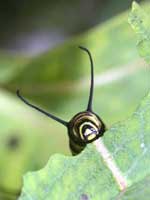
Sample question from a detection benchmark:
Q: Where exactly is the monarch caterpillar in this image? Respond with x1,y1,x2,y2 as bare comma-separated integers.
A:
17,46,106,155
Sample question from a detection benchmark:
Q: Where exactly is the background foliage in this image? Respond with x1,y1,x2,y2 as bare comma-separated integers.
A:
0,0,149,199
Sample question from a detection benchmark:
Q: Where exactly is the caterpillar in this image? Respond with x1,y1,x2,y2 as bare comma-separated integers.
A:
17,46,106,155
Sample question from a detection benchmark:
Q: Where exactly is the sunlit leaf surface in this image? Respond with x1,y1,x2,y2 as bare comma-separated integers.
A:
19,91,150,199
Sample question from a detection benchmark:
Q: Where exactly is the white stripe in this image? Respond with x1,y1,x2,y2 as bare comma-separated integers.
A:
93,138,127,191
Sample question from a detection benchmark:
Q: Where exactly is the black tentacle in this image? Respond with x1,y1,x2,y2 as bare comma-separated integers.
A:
17,90,68,127
79,46,94,112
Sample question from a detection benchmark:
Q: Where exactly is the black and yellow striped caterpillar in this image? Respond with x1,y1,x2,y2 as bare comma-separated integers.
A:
17,46,106,155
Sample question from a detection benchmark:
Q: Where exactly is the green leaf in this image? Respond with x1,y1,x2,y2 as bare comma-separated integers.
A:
121,176,150,200
0,89,68,193
128,1,150,62
0,52,29,84
5,3,149,126
19,2,150,200
1,1,150,196
19,91,150,200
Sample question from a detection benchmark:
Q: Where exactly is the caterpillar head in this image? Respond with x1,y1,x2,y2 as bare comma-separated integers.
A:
68,111,105,144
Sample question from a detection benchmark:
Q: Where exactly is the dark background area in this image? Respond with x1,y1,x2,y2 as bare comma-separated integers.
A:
0,0,143,56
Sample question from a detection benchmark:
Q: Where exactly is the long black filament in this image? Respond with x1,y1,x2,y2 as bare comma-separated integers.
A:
16,90,68,127
79,46,94,111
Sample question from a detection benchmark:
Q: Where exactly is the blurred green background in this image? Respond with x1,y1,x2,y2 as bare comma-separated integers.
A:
0,0,149,199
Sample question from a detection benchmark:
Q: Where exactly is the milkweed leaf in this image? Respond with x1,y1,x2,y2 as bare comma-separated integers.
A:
19,2,150,200
128,1,150,63
19,91,150,200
